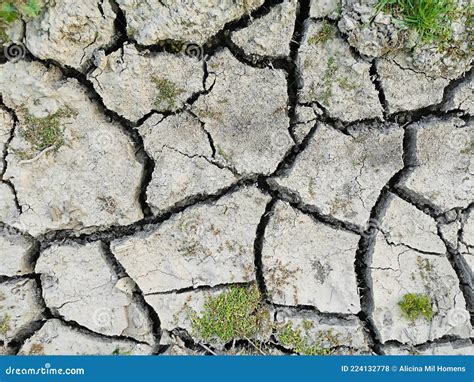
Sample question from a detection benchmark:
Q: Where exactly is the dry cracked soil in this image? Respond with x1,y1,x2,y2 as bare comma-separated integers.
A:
0,0,473,356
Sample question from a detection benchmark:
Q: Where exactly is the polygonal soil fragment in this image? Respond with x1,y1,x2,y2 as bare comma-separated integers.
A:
0,278,43,344
35,242,153,342
262,201,360,313
0,228,34,276
383,340,474,355
371,234,472,345
416,341,474,355
19,319,152,355
272,123,404,227
0,109,13,174
0,61,143,236
230,0,297,57
0,183,18,223
274,308,369,354
299,20,382,122
111,187,269,294
160,334,205,355
89,44,204,122
460,210,474,272
116,0,264,45
381,194,445,254
338,0,406,58
192,48,291,175
376,54,449,114
310,0,341,18
442,71,474,114
139,113,237,214
25,0,116,71
145,288,220,335
402,117,473,212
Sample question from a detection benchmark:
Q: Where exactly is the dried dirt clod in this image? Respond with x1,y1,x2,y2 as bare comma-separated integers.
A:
19,319,152,355
262,201,361,314
0,229,35,276
272,123,404,227
401,117,473,213
25,0,116,71
0,61,143,236
371,233,472,345
139,113,238,215
231,0,298,58
116,0,265,46
299,20,383,122
192,48,292,175
0,278,43,345
89,44,204,123
111,187,269,294
35,242,154,342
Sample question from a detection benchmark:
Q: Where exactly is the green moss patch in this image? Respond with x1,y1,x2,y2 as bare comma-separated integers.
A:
0,313,11,335
153,77,185,109
308,22,334,45
398,293,434,321
0,0,42,42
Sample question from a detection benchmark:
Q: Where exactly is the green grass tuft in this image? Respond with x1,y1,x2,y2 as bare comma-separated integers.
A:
376,0,459,43
279,321,340,355
398,293,434,321
20,108,74,154
0,0,42,42
0,313,11,335
308,21,333,45
191,285,269,343
112,347,132,355
0,0,42,23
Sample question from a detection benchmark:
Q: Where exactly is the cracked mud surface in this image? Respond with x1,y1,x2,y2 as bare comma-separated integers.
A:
0,0,472,355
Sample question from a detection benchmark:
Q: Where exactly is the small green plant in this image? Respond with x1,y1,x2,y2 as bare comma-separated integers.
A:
336,77,358,91
376,0,459,43
191,285,269,343
112,347,132,355
398,293,434,321
460,139,474,154
319,56,338,104
308,22,333,45
153,77,185,109
28,343,44,355
0,313,11,335
20,108,74,153
0,0,42,42
279,321,339,355
0,0,42,23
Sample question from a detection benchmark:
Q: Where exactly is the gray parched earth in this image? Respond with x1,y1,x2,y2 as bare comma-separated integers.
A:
0,0,473,356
